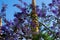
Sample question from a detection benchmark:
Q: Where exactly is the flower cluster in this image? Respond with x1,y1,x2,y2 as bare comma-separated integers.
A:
0,0,60,40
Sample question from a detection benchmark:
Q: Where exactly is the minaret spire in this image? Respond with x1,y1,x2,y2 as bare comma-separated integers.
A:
31,0,39,39
31,0,39,33
32,0,36,12
0,18,2,26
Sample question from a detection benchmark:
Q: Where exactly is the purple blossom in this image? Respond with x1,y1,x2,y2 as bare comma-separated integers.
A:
48,3,54,8
21,8,27,13
57,0,60,4
1,4,7,12
13,4,27,13
0,4,7,18
13,4,21,9
51,9,57,14
14,12,22,18
50,26,55,29
36,6,40,13
1,26,6,31
38,10,46,17
30,21,37,28
3,19,10,26
52,0,56,4
1,0,60,39
23,2,28,6
14,18,19,24
56,32,60,38
30,4,33,8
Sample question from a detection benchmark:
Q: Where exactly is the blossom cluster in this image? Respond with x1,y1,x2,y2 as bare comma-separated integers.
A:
0,0,60,40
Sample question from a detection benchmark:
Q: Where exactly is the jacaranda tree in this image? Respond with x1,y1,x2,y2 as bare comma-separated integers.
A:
0,0,60,40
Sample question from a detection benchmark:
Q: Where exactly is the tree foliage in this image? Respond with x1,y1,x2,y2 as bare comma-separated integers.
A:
0,0,60,40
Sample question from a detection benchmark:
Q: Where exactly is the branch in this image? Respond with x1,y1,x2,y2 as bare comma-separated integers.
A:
39,21,57,39
39,22,55,33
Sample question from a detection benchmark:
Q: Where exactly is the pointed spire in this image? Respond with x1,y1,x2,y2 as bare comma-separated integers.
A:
31,0,39,33
0,18,2,26
32,0,36,12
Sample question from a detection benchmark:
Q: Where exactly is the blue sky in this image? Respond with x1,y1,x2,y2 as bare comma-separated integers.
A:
0,0,52,21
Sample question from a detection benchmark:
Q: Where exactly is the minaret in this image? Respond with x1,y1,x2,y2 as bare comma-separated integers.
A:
0,18,2,29
31,0,39,40
0,18,2,38
0,15,2,38
31,0,39,33
32,0,36,12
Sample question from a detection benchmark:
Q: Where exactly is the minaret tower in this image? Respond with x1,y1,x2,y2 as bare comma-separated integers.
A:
0,18,2,30
31,0,39,33
31,0,39,39
0,18,2,38
0,18,2,26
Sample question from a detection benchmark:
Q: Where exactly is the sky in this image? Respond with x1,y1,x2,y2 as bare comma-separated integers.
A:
0,0,52,21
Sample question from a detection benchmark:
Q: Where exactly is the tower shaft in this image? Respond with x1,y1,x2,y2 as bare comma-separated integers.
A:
32,0,36,12
0,18,2,35
0,18,2,27
31,0,39,33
